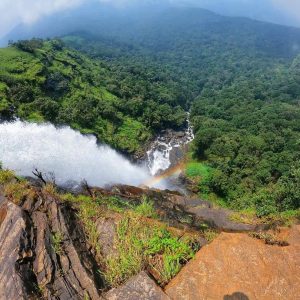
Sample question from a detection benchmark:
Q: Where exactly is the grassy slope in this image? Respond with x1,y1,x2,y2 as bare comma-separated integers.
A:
0,41,151,154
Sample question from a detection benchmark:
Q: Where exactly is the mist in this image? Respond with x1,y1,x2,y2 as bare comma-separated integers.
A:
181,0,300,27
0,121,166,189
1,0,300,46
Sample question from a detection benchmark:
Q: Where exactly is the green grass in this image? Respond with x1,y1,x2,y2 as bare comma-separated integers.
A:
61,192,197,287
265,210,300,227
229,208,258,225
101,196,133,213
185,161,212,179
0,169,15,184
51,232,64,255
103,212,197,287
202,229,219,242
0,47,44,82
4,181,36,205
133,196,158,218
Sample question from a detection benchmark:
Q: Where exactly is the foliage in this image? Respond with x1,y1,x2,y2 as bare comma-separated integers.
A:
133,196,158,218
61,193,103,255
0,169,15,185
104,212,196,287
4,181,36,205
60,8,300,215
249,232,289,247
0,40,185,154
51,232,64,255
2,6,300,216
202,229,219,243
61,193,197,287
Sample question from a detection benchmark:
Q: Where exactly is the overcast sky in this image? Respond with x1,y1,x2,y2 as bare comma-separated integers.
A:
1,0,300,39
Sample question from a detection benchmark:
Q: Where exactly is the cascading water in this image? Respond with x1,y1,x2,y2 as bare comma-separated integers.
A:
147,113,194,176
0,120,167,189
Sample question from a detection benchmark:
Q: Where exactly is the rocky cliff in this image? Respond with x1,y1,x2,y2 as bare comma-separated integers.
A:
0,177,299,300
165,226,300,300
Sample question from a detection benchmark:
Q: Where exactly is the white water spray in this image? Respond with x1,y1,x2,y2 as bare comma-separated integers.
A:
147,113,194,176
0,121,166,188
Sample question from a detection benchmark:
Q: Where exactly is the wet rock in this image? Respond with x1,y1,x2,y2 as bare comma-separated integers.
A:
165,226,300,300
94,185,263,232
105,271,170,300
145,117,194,175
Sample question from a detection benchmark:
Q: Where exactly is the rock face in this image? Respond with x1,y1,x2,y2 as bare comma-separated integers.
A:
105,271,170,300
0,201,29,300
0,193,103,300
1,180,298,300
165,226,300,300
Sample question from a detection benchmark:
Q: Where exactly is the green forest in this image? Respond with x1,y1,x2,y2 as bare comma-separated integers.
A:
0,39,185,155
1,6,300,218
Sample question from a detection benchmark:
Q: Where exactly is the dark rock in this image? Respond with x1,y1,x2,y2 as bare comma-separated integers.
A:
93,185,264,233
105,271,170,300
186,206,259,232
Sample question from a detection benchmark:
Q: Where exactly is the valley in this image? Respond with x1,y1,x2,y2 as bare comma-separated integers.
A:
0,2,300,299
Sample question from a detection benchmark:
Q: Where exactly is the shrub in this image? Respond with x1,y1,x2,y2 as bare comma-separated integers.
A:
0,169,15,184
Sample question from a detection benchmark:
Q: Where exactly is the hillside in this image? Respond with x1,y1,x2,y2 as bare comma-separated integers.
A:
1,6,300,216
62,7,300,217
0,39,185,155
1,4,300,299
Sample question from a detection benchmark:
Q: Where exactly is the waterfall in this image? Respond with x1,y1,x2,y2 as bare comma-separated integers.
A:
0,120,167,189
147,113,194,176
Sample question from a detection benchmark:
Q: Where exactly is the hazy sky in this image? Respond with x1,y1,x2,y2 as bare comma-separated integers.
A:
1,0,300,38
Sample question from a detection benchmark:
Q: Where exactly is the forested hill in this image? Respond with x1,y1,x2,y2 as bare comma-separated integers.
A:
62,6,300,102
1,5,300,217
0,39,186,155
62,6,300,216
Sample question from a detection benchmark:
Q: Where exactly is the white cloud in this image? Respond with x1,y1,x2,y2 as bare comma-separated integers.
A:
1,0,300,39
0,0,85,38
272,0,300,21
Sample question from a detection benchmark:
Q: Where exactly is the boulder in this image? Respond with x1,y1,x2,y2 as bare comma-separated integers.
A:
105,271,170,300
165,226,300,300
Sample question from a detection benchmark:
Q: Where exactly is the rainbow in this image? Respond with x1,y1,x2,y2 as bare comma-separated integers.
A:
143,162,186,188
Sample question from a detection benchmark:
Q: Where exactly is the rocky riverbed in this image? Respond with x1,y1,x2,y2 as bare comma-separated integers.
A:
146,114,194,176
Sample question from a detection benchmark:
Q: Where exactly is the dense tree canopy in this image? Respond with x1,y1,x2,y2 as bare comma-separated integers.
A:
60,7,300,214
1,6,300,215
0,39,186,154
